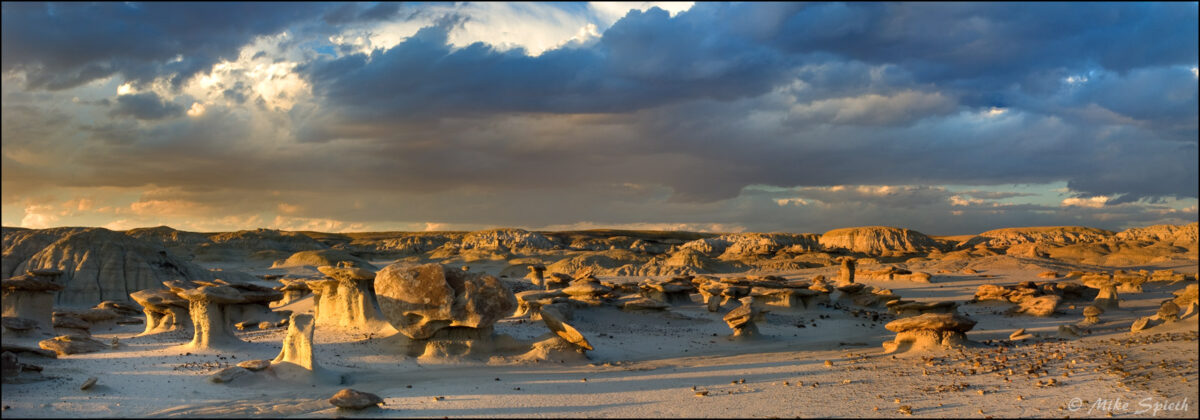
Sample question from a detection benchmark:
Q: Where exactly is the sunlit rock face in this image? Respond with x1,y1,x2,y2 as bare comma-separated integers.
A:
818,226,943,255
374,263,516,340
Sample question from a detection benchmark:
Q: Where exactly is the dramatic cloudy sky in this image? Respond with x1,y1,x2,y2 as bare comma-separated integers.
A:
2,2,1197,235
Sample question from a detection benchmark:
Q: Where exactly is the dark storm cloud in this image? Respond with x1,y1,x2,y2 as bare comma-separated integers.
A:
109,92,184,120
321,2,408,25
301,6,793,121
1,2,331,90
2,2,1196,232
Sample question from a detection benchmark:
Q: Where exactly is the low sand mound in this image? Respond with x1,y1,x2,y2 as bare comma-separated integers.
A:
819,226,943,255
4,228,237,305
958,226,1115,249
270,250,376,270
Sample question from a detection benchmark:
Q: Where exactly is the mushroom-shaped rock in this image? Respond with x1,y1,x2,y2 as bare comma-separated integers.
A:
306,265,387,331
130,289,190,335
1081,305,1103,325
2,270,65,333
38,334,108,356
882,313,976,354
1157,301,1180,322
1083,274,1120,311
329,388,384,410
273,279,311,307
526,265,546,287
719,285,751,306
562,278,613,304
178,285,245,349
723,297,766,338
375,263,516,340
540,306,592,351
639,278,693,305
698,282,726,312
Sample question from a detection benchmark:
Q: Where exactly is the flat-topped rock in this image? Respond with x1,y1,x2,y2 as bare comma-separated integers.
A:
38,334,108,356
885,313,977,333
883,313,976,354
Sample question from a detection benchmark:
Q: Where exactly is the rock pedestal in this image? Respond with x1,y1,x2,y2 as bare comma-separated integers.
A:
723,297,765,339
882,313,976,354
130,289,190,335
308,265,387,331
836,257,856,286
2,270,64,334
178,285,245,349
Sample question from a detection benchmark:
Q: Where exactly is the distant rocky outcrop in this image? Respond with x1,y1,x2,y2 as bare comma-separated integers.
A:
819,226,943,255
1114,223,1198,246
196,229,329,262
458,229,559,254
959,226,1115,249
3,228,233,305
677,233,821,259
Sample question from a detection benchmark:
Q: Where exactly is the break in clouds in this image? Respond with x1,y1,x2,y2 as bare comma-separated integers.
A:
1,2,1197,234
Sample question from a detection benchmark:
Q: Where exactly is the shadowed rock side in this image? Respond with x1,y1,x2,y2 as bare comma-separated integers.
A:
1,228,248,305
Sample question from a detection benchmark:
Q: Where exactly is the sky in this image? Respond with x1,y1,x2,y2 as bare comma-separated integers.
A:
1,2,1197,235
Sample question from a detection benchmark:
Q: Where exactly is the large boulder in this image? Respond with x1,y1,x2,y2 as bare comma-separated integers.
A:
374,263,516,340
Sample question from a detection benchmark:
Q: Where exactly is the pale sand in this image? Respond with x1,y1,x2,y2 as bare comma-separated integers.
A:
3,261,1197,418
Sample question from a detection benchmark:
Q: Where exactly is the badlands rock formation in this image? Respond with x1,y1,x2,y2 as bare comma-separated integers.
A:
819,226,943,255
3,228,222,305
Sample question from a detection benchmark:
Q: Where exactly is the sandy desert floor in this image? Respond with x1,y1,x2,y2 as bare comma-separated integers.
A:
3,260,1198,418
